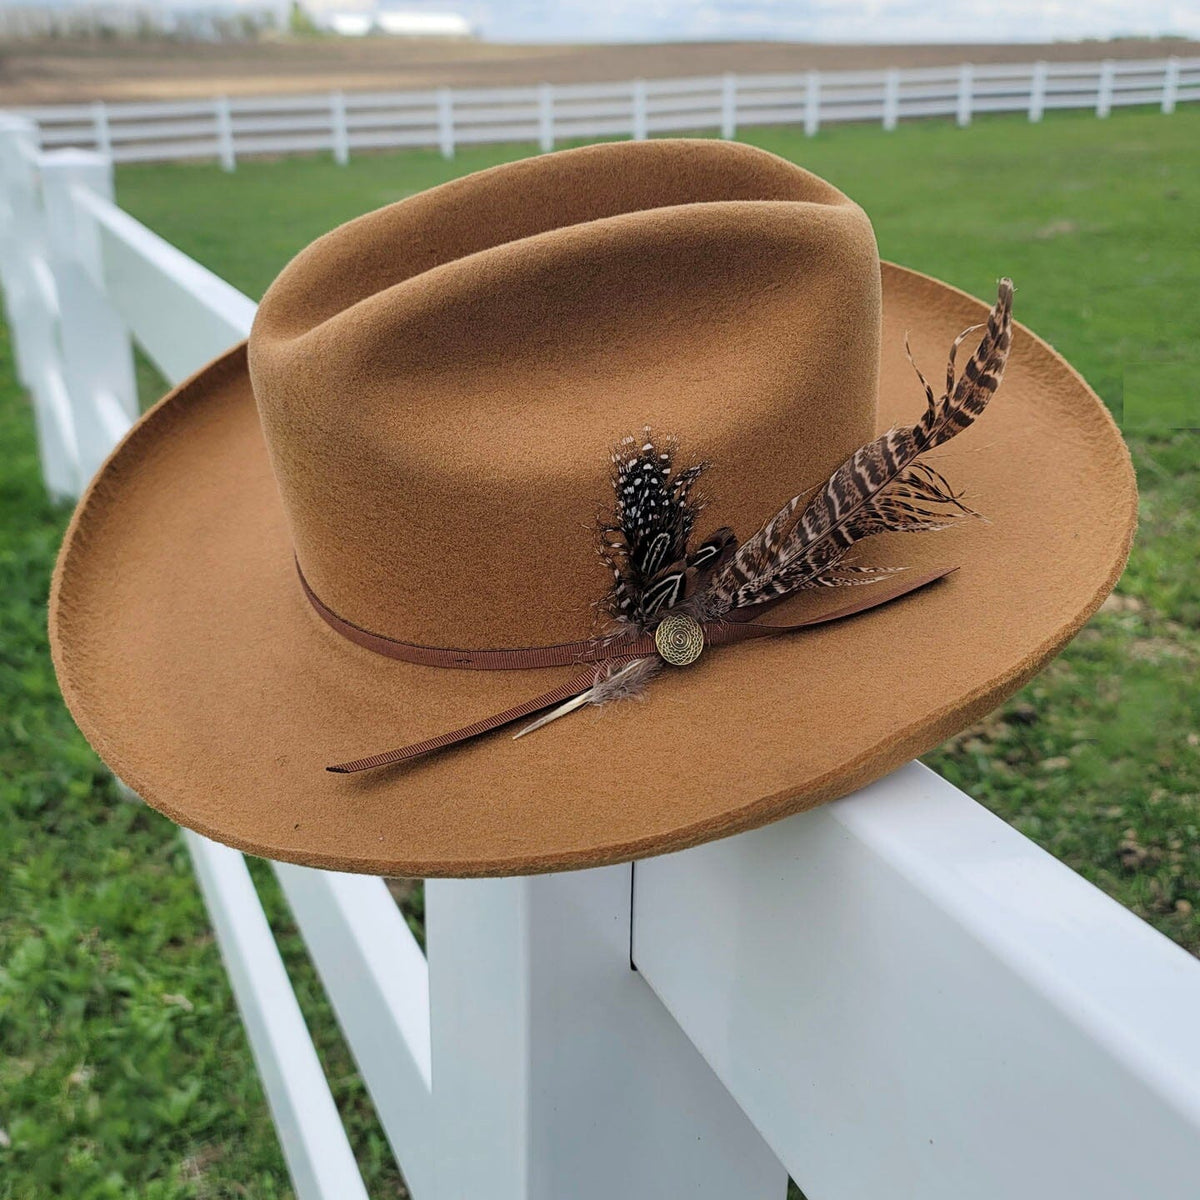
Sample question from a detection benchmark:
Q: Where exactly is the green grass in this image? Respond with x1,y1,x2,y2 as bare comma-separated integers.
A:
2,107,1198,1198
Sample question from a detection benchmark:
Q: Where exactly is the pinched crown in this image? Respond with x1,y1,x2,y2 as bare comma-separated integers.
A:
248,139,881,648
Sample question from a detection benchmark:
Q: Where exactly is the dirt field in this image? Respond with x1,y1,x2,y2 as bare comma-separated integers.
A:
3,36,1196,106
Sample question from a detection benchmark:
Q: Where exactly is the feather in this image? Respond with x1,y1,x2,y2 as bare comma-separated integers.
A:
705,278,1013,614
590,656,661,704
513,656,659,739
598,429,720,627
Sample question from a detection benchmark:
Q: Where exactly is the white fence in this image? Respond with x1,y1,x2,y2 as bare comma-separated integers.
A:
12,56,1200,170
3,114,1200,1199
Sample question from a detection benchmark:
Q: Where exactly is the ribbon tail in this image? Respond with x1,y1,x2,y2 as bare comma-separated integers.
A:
327,669,597,773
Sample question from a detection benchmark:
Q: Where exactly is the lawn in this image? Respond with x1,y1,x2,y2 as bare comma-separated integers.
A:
2,107,1198,1198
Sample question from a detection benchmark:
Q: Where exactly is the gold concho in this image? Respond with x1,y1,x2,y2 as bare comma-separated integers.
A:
654,613,705,667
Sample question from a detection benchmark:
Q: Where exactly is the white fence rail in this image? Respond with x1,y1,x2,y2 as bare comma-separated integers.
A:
11,56,1200,170
3,118,1200,1198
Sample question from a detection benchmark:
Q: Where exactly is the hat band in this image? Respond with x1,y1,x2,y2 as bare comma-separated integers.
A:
297,560,955,772
298,560,652,669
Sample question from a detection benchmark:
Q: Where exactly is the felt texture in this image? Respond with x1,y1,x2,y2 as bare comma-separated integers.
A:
247,139,881,646
49,140,1136,878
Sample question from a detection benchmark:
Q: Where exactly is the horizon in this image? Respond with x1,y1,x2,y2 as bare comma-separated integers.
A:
7,0,1200,45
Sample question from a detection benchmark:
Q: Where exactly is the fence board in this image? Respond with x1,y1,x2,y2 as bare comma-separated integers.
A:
346,129,441,150
112,141,222,164
274,865,435,1199
13,58,1196,168
342,89,441,109
107,119,221,142
75,185,254,380
343,108,439,130
185,834,369,1200
634,761,1200,1200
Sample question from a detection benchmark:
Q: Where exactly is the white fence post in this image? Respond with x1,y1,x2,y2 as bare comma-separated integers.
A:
38,149,138,483
1096,59,1115,118
0,115,79,499
214,95,236,171
631,78,648,140
956,62,973,126
0,115,45,392
330,90,349,166
91,100,111,156
436,87,455,159
804,70,821,136
882,66,900,130
186,837,371,1200
1162,56,1180,114
425,869,787,1199
1029,60,1048,121
538,82,554,153
721,72,737,139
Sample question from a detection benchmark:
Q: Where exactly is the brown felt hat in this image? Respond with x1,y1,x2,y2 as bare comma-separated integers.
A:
50,139,1135,878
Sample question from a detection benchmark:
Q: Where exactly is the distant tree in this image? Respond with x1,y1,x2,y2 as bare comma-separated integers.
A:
288,1,321,36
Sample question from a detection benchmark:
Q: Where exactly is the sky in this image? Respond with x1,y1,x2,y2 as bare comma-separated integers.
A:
22,0,1200,43
459,1,1200,44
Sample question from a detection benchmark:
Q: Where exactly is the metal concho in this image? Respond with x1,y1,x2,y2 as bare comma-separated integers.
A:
654,613,705,666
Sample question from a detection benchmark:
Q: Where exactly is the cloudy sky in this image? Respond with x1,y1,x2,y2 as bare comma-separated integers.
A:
451,0,1200,43
34,0,1200,42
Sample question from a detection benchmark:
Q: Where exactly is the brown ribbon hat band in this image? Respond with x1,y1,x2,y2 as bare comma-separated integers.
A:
302,561,957,772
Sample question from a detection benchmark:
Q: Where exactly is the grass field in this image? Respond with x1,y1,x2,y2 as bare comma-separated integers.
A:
2,107,1198,1198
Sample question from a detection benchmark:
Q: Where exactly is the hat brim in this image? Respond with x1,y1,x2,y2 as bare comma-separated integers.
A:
50,264,1135,877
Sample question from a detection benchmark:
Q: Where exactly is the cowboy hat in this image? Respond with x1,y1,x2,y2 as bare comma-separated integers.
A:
49,138,1135,877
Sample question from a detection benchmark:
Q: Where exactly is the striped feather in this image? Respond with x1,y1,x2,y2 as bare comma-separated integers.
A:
706,278,1013,614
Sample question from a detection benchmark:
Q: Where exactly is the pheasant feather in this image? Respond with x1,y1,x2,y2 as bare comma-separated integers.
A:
705,278,1014,613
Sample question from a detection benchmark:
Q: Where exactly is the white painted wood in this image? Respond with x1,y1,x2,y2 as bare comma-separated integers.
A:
957,62,974,125
0,120,79,499
643,74,724,96
537,83,554,152
426,868,787,1200
273,865,434,1199
329,91,349,165
0,118,46,387
11,59,1200,167
882,67,900,129
1029,60,1048,121
184,833,370,1200
721,72,737,138
214,95,235,171
634,761,1200,1200
436,87,455,159
231,113,340,137
1163,56,1180,113
28,363,78,503
631,78,648,140
90,101,110,156
804,70,820,136
1097,59,1115,117
39,150,137,483
73,184,255,383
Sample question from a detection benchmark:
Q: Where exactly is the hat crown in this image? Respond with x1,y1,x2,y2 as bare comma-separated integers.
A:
248,139,882,648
